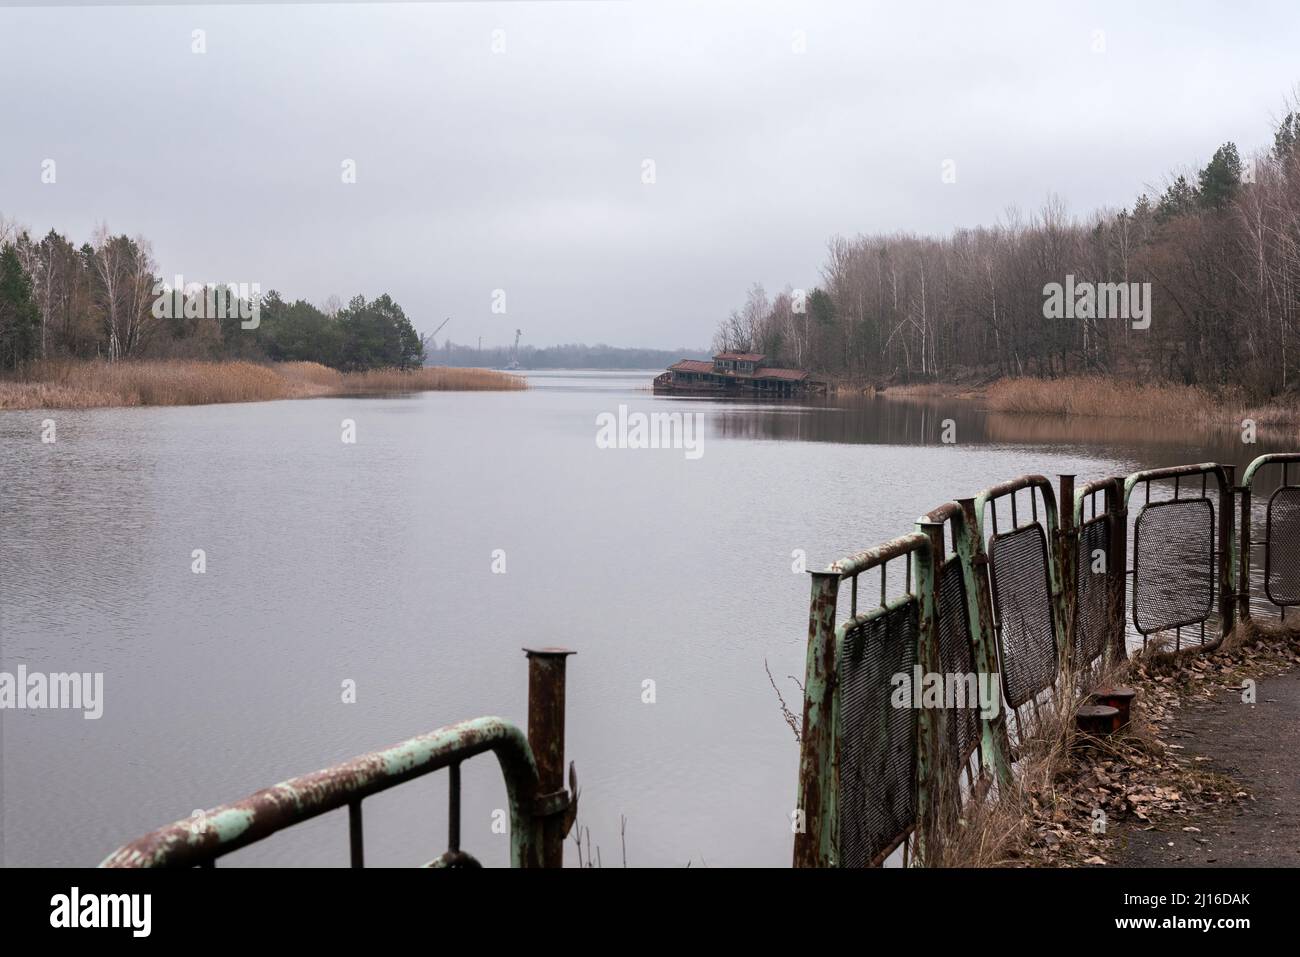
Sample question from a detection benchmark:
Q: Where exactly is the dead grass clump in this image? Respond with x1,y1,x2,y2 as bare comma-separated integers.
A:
925,785,1028,868
334,366,525,393
274,361,341,390
985,376,1220,421
926,675,1085,868
0,380,123,410
879,383,985,399
123,360,288,405
1221,615,1300,651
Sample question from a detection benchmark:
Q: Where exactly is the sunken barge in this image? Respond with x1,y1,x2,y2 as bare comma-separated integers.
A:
653,352,826,398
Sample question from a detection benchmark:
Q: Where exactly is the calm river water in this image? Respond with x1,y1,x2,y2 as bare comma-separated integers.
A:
0,371,1292,866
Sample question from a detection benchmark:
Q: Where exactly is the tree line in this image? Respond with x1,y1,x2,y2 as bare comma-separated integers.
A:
0,221,425,372
435,341,709,369
715,102,1300,399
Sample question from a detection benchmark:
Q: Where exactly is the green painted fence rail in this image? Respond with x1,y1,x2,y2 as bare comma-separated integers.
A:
794,454,1299,868
102,648,577,868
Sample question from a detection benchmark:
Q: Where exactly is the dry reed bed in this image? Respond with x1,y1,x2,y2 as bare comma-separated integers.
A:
983,375,1300,426
0,360,525,411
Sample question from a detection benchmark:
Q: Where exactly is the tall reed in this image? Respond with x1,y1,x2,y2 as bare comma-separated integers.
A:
0,359,525,410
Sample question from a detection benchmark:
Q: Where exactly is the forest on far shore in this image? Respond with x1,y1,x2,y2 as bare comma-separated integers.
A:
714,92,1300,401
0,221,425,373
0,220,705,375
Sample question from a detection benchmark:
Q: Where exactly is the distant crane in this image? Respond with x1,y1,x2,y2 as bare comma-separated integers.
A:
506,328,522,370
429,317,450,352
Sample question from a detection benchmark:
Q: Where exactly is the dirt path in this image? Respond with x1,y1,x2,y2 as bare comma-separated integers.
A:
1114,668,1300,866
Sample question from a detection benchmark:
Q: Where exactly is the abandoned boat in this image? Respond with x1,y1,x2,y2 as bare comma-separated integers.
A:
653,351,826,398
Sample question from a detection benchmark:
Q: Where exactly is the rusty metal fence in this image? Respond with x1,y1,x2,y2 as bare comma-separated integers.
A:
795,532,937,867
1240,454,1300,623
794,454,1293,868
978,477,1065,748
1124,465,1233,651
102,648,577,868
1072,476,1123,680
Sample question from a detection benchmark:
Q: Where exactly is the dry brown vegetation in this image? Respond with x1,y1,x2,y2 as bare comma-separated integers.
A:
0,359,525,410
932,621,1300,868
926,674,1088,868
983,375,1300,426
871,382,988,400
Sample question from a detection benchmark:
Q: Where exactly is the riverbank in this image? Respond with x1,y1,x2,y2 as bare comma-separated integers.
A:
863,375,1300,427
1006,621,1300,868
0,360,525,411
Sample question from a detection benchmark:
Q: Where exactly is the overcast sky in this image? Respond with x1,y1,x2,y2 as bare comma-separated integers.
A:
2,1,1299,350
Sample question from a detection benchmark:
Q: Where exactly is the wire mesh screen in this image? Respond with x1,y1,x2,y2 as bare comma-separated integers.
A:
989,523,1057,710
1266,486,1300,606
838,598,918,868
1074,517,1110,670
937,561,979,770
1133,498,1214,634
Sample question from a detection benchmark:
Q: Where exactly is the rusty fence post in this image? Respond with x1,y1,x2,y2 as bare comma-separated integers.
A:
914,521,948,866
1057,474,1076,669
1237,477,1252,625
1218,466,1237,642
956,498,1013,790
793,570,839,867
1106,478,1128,662
523,647,576,868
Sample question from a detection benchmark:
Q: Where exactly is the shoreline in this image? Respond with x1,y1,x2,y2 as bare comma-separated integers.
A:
845,375,1300,428
0,360,526,412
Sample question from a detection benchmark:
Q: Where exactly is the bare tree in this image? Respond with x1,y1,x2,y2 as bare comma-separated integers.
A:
90,225,158,360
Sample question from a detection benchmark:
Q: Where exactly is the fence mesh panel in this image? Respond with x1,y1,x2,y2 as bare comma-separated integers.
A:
990,524,1057,710
937,561,979,770
1266,487,1300,606
1074,517,1110,671
838,598,918,868
1133,498,1214,634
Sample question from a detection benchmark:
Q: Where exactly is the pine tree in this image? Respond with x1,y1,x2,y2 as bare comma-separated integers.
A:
1198,142,1243,209
0,244,40,369
1156,175,1199,222
1274,113,1299,162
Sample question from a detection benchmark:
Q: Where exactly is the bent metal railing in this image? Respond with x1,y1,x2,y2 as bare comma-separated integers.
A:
973,476,1066,746
1240,453,1300,622
919,501,1012,799
794,456,1296,868
1073,477,1126,678
1122,464,1234,651
794,530,939,868
101,648,577,868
